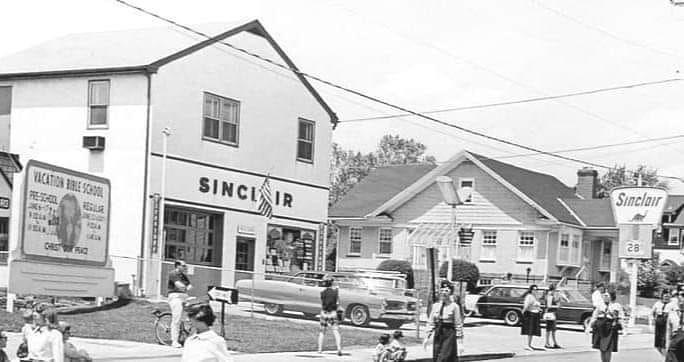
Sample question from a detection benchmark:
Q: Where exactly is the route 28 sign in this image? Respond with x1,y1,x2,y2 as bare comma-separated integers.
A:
610,187,668,260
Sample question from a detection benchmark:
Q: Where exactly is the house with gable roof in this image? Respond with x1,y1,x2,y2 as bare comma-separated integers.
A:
329,151,621,286
0,20,336,297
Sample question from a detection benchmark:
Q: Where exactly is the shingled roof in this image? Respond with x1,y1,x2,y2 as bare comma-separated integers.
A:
329,164,437,218
470,153,581,225
561,199,615,227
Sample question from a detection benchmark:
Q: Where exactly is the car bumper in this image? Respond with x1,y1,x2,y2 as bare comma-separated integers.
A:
378,312,416,321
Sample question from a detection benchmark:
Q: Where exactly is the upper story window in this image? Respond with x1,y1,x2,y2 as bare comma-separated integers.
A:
517,231,535,262
480,230,497,261
378,228,393,255
349,227,362,255
88,80,110,127
669,228,680,246
297,119,315,163
203,92,240,146
458,178,474,203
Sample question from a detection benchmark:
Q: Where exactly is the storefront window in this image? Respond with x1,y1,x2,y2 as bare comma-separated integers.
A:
163,207,222,266
266,225,316,273
0,217,7,264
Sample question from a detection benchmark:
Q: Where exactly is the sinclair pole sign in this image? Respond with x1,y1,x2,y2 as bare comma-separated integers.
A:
609,186,668,259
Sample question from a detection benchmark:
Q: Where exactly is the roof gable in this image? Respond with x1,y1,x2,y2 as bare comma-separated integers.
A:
328,164,436,218
363,150,582,225
0,20,337,124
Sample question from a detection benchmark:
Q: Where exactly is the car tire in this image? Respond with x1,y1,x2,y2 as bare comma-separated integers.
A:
264,303,283,315
348,304,371,326
384,320,404,329
503,310,522,326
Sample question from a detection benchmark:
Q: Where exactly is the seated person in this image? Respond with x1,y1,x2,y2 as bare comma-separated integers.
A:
372,334,390,362
388,330,407,361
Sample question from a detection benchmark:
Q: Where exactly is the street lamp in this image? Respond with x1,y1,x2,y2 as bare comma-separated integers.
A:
436,176,463,283
156,127,171,297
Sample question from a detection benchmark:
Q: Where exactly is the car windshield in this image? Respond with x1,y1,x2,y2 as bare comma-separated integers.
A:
356,276,406,290
559,289,590,303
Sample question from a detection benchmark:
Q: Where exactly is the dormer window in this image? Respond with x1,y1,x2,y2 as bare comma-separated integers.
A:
458,178,474,203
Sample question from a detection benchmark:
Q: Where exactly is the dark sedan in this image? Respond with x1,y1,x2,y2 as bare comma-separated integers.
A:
465,284,594,330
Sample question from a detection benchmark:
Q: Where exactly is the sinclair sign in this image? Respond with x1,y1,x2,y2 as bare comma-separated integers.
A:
610,186,667,259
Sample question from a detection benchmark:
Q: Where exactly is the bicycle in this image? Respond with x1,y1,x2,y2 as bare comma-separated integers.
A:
152,296,199,346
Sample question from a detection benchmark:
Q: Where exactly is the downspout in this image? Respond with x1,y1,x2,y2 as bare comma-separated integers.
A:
138,71,153,294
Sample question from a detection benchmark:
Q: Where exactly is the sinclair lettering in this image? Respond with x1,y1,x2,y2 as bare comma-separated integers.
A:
198,177,293,208
610,187,668,225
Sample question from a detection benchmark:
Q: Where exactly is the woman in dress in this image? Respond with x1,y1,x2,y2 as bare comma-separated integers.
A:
653,290,671,356
521,284,542,351
591,290,624,362
543,284,562,349
426,280,463,362
318,276,342,356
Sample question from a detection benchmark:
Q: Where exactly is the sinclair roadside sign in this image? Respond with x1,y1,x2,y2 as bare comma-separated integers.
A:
610,186,667,259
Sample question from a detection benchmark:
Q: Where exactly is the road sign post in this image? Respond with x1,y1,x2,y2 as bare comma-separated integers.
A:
610,186,667,329
208,286,238,338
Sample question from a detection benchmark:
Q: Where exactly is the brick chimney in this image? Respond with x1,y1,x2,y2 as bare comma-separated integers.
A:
576,167,598,199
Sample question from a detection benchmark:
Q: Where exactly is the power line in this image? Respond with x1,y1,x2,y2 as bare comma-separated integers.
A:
340,78,682,122
112,0,683,181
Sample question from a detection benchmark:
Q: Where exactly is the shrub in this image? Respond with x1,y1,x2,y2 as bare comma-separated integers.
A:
376,259,415,289
439,259,479,291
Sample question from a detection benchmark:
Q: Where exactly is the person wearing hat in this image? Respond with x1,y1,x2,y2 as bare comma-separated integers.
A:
57,322,92,362
181,304,233,362
318,275,342,356
0,330,9,362
388,330,407,361
425,279,463,361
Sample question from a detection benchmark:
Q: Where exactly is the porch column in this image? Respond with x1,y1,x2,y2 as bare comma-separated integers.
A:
610,239,619,283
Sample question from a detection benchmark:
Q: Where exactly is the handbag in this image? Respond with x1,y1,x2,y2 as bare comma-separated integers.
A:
336,309,344,322
16,341,28,359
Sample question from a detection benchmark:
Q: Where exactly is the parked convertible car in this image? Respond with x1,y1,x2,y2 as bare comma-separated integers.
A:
464,284,594,330
235,271,417,328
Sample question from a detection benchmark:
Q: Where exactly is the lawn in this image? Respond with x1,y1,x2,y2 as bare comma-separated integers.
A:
0,299,420,353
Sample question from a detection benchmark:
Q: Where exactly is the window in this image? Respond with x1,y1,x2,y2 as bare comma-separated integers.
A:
0,217,7,264
480,231,497,261
0,86,11,116
349,227,362,255
478,279,492,286
88,80,110,127
297,119,315,163
559,233,570,264
571,235,581,265
266,226,317,273
378,228,393,255
163,208,222,266
669,228,680,246
203,92,239,145
517,231,535,262
458,178,474,203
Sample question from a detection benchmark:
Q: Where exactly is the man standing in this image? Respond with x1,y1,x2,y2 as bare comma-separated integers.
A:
168,260,192,348
666,300,684,361
592,283,605,309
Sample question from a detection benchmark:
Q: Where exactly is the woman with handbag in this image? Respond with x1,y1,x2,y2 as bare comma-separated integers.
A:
521,285,542,351
317,276,342,356
543,284,562,349
425,279,463,361
590,290,623,362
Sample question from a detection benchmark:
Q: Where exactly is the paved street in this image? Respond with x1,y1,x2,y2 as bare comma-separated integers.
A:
497,347,662,362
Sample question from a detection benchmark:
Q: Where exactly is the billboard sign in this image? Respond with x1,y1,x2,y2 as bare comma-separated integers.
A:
20,160,110,266
610,186,667,260
609,186,667,225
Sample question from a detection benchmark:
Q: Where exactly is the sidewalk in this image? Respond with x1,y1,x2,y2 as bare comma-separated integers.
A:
2,322,655,362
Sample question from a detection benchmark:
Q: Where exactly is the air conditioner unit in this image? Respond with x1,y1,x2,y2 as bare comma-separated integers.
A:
82,136,105,151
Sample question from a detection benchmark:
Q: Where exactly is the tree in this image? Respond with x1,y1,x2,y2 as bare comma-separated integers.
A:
376,259,415,289
329,135,436,204
638,253,665,297
438,259,480,291
662,264,684,286
597,164,668,198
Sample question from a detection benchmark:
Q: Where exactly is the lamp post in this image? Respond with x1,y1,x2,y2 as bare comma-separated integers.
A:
436,176,463,283
156,127,171,297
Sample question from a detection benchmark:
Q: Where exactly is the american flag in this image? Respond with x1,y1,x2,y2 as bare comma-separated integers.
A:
258,175,273,219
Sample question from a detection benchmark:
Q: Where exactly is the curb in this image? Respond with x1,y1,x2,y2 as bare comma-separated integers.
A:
408,352,516,361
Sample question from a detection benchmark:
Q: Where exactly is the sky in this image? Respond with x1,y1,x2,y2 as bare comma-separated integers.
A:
3,0,684,192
